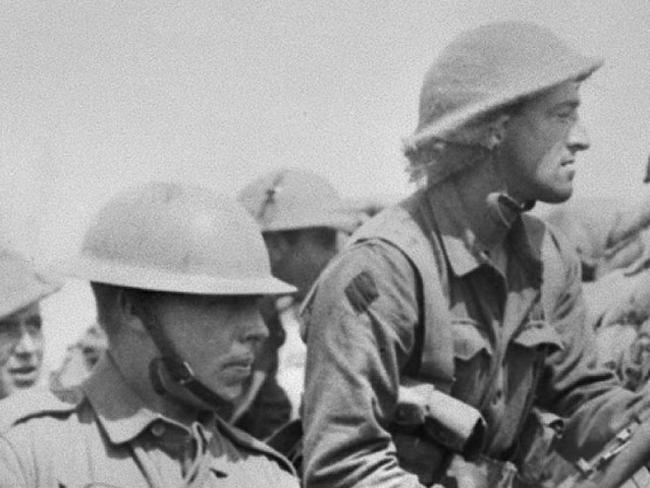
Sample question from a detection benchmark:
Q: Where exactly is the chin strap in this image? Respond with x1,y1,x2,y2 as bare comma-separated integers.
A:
486,192,534,228
141,308,231,412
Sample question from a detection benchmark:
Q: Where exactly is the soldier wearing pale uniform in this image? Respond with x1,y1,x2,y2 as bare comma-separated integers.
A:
0,248,60,400
0,182,299,488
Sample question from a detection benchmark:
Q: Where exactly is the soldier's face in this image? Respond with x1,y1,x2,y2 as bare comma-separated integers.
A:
266,228,338,301
0,303,44,399
152,294,268,403
498,80,590,203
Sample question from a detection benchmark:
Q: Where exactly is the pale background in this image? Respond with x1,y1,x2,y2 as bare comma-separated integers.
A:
0,0,648,374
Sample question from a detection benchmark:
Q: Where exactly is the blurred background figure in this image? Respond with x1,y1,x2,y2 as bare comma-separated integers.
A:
235,167,364,439
49,322,107,395
545,195,650,283
545,154,650,395
0,248,60,399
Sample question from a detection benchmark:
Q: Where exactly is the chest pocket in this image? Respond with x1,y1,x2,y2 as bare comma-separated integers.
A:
506,317,565,416
511,319,564,356
450,318,494,406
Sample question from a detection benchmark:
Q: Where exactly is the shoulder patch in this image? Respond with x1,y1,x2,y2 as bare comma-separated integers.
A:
344,271,378,314
0,386,80,434
215,417,297,476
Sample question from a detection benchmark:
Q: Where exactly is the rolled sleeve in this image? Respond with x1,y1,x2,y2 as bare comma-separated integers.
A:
302,241,426,488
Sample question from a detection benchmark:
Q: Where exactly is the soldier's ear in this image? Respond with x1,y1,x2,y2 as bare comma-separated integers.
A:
486,114,510,150
115,288,148,335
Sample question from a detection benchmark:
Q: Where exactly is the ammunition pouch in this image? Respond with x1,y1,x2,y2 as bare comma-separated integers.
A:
391,380,488,485
394,380,487,458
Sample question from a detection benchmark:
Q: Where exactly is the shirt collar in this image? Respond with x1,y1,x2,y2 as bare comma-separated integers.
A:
422,185,542,282
81,353,182,445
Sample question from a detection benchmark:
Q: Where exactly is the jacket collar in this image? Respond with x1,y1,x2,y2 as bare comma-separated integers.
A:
82,353,197,445
421,185,542,284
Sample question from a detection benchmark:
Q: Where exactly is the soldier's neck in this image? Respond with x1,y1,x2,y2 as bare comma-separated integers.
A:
446,159,519,251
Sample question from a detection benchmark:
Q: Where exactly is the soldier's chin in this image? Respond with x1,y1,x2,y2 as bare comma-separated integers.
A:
539,186,573,204
214,383,243,402
186,381,243,407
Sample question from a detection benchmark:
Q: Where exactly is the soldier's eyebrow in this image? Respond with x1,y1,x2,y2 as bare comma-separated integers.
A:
554,100,580,110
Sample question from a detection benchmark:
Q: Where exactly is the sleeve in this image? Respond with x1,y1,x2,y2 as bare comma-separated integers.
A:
301,241,427,488
534,227,650,461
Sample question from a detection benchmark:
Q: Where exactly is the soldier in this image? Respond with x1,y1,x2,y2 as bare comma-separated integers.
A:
0,182,299,487
0,248,60,400
235,168,361,437
301,21,650,488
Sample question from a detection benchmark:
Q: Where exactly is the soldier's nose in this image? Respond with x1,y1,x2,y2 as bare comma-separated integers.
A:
13,329,38,356
568,118,590,153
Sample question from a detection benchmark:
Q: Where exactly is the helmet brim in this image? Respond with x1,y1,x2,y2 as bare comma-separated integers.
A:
0,277,62,319
57,256,296,296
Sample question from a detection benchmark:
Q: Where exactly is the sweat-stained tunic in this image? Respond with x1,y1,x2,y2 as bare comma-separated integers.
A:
301,186,649,488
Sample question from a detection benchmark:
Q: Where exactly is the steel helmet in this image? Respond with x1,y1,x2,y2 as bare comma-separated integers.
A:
404,21,603,153
61,182,295,296
238,168,362,233
0,248,61,319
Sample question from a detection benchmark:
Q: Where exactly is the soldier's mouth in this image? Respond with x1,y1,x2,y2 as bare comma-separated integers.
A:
9,366,39,384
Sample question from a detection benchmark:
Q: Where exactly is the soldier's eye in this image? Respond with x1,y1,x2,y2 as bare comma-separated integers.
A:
0,321,20,337
25,316,42,330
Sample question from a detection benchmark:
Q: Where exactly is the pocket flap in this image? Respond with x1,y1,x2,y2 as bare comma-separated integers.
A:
513,320,564,352
452,318,492,360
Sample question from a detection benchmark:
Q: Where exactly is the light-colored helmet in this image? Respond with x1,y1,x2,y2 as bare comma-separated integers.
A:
238,168,362,233
0,248,61,318
404,21,603,153
60,182,295,296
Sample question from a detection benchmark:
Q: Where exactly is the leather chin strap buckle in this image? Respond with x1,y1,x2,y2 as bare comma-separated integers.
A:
487,192,534,228
164,358,195,386
496,193,534,213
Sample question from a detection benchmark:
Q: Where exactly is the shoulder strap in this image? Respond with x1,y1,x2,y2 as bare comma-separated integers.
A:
0,387,79,434
350,193,455,392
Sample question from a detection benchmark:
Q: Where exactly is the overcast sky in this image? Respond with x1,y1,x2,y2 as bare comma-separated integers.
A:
1,0,648,371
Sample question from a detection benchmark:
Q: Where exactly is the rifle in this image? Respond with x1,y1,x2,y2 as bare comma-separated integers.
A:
557,418,650,488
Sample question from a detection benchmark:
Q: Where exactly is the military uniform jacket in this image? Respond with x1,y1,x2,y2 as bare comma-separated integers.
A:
0,354,298,488
300,186,650,488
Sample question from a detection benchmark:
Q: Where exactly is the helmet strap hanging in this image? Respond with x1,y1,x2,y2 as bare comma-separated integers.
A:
140,306,230,411
487,192,534,228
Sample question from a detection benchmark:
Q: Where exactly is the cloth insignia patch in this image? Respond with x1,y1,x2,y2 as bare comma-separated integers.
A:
345,271,378,314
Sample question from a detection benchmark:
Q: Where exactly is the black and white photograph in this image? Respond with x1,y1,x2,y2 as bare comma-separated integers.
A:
0,1,649,487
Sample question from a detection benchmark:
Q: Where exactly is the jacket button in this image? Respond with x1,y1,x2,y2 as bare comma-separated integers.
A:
151,422,166,437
